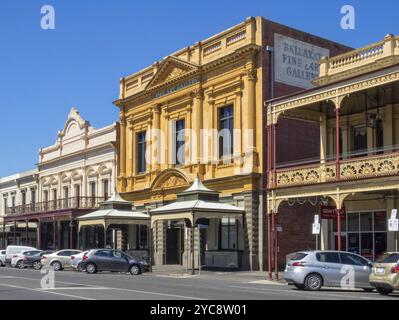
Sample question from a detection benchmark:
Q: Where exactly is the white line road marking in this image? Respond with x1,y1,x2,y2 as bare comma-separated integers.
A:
42,287,109,290
228,285,336,300
228,285,389,300
0,274,206,300
106,287,207,300
0,283,96,300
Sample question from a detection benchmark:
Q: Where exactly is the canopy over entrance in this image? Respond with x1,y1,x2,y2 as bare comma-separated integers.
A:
78,192,150,230
150,176,244,226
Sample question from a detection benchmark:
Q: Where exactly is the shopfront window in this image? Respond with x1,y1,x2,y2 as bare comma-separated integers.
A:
334,210,387,261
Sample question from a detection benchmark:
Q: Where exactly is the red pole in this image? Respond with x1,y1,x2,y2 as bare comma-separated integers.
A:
274,213,279,280
273,124,277,187
335,108,341,180
271,212,275,279
337,208,341,251
267,211,272,279
267,125,271,187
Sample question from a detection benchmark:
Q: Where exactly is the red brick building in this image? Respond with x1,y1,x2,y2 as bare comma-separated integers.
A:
260,19,352,272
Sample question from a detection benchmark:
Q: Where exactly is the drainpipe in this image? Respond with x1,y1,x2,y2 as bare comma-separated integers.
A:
266,45,274,277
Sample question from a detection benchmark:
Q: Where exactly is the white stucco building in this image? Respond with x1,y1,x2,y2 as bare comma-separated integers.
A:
0,169,38,246
3,108,118,250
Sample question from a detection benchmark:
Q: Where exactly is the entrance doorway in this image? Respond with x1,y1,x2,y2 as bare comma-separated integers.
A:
166,228,183,265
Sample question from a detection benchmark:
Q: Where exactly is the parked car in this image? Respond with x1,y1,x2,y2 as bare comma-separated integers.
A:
70,251,88,271
284,250,374,291
5,246,37,265
24,250,54,270
0,250,6,266
41,249,82,271
369,252,399,295
11,250,42,268
82,249,149,275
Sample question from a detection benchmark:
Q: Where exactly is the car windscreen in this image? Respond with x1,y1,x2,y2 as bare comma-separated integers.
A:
289,253,308,261
376,253,399,263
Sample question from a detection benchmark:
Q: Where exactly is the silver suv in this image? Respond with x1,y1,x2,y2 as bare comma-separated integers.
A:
284,251,374,291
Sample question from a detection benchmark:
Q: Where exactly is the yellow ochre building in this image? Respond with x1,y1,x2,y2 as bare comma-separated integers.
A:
113,17,349,271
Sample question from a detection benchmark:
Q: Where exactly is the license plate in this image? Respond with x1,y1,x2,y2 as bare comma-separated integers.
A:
376,268,385,274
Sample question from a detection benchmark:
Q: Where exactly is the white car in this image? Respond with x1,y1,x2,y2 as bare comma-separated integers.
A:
0,250,6,266
41,249,82,271
11,250,42,268
70,251,88,271
5,246,37,265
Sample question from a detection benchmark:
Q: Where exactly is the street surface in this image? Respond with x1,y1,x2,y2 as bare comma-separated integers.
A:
0,267,397,300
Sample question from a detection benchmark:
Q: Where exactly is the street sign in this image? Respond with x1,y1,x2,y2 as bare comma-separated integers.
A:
391,209,397,220
320,206,346,220
388,219,399,232
314,215,319,224
312,223,321,235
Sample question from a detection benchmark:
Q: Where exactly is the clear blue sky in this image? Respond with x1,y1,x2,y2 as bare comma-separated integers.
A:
0,0,398,177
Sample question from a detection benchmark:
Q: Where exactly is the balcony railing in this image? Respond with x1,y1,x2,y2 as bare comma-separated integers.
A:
316,34,399,84
5,196,105,215
272,149,399,188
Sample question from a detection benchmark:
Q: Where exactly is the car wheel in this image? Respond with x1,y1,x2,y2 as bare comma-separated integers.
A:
86,263,97,274
376,287,393,295
304,274,323,291
77,262,84,272
129,264,141,275
16,260,24,269
51,261,62,271
294,283,305,290
362,288,374,292
32,261,42,270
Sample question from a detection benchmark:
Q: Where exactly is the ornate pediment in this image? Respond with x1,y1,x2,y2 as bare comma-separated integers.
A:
159,175,188,190
146,56,200,90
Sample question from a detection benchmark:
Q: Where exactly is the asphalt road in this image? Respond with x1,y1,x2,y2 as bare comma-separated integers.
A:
0,266,398,300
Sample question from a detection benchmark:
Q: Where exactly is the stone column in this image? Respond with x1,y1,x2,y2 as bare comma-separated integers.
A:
243,191,259,271
146,118,152,174
152,105,161,171
119,115,127,192
234,91,243,166
244,65,256,153
192,89,203,166
127,119,134,180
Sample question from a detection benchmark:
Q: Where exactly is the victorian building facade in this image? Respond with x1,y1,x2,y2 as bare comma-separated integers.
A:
0,169,38,247
267,34,399,277
113,17,350,270
3,108,118,250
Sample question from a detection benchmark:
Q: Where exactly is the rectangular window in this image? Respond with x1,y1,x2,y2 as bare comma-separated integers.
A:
3,197,7,213
136,131,147,174
175,119,185,165
21,191,26,207
74,185,81,208
219,105,234,158
90,182,96,197
136,225,148,250
351,124,367,156
103,179,109,200
220,217,237,250
63,187,69,208
75,185,80,198
31,189,36,205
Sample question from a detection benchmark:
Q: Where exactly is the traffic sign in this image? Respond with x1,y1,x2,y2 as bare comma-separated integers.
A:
388,219,399,232
312,223,321,235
